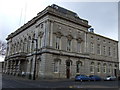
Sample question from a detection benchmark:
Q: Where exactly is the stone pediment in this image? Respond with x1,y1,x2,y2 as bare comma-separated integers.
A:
38,31,44,38
54,31,63,38
66,34,73,40
76,37,83,43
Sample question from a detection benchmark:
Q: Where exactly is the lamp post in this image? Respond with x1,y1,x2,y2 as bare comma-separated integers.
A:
32,38,38,80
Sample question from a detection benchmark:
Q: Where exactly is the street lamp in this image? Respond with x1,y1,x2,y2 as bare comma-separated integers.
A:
32,38,38,80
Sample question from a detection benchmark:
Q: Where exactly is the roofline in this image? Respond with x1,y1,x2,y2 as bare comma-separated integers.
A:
6,5,91,40
88,32,118,42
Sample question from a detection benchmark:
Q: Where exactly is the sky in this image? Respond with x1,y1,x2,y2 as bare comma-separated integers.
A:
0,0,119,61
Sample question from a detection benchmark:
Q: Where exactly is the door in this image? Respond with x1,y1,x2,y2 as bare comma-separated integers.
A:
66,61,71,79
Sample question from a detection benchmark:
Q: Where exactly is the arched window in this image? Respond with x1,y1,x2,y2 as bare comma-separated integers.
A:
109,64,112,73
90,62,95,73
97,63,101,73
76,61,82,73
103,63,107,73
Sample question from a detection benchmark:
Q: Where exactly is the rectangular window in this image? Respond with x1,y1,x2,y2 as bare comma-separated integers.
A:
113,48,115,57
90,66,94,73
103,46,106,55
90,42,94,53
54,61,59,73
97,63,101,73
67,40,71,51
77,42,81,53
55,37,60,50
103,64,107,73
108,47,111,56
39,37,42,49
97,44,101,55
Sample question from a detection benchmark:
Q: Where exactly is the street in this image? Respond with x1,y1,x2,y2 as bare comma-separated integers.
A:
2,74,120,89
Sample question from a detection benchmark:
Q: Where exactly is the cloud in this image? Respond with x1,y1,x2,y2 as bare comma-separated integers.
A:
0,2,118,41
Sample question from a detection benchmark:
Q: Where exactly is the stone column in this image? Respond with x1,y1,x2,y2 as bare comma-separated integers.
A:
45,19,51,47
10,60,13,74
84,32,87,53
50,20,54,47
17,60,21,75
8,61,11,74
6,60,9,73
9,40,12,56
13,61,16,75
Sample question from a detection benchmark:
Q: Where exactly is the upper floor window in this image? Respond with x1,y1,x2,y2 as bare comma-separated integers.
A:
55,37,61,50
90,42,94,53
113,47,116,57
97,44,101,55
27,36,31,53
108,47,111,56
103,46,106,55
77,42,81,53
67,39,71,51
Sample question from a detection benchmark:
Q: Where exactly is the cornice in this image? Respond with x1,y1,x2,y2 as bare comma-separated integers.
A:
6,5,91,40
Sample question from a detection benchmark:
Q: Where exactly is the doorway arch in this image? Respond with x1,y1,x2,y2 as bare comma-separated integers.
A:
66,60,72,79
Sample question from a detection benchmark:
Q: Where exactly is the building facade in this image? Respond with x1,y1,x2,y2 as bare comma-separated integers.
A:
3,4,119,79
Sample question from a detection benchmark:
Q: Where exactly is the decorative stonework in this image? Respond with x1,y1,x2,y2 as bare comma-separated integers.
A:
38,31,44,38
76,37,83,43
66,34,73,40
54,31,63,38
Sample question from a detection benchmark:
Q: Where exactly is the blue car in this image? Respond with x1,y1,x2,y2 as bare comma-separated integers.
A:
75,75,90,81
89,75,101,81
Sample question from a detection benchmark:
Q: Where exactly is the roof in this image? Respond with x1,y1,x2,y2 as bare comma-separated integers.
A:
6,4,91,40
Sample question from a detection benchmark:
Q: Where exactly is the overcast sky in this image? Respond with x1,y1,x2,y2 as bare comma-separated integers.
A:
0,0,119,61
0,0,118,41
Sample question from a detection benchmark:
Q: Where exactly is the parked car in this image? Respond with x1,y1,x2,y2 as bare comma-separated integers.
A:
89,75,102,81
75,75,90,81
104,76,116,81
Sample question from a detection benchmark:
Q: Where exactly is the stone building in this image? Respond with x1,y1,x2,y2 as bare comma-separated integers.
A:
3,4,119,79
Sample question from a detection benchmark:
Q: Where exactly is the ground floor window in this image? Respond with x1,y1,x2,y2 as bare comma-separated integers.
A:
90,62,94,73
76,61,82,73
54,60,60,73
103,63,107,73
97,63,101,73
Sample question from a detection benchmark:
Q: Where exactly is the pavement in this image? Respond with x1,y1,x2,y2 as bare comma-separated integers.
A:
2,74,120,89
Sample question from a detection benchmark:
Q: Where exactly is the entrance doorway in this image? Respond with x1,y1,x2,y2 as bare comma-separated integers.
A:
66,60,72,79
